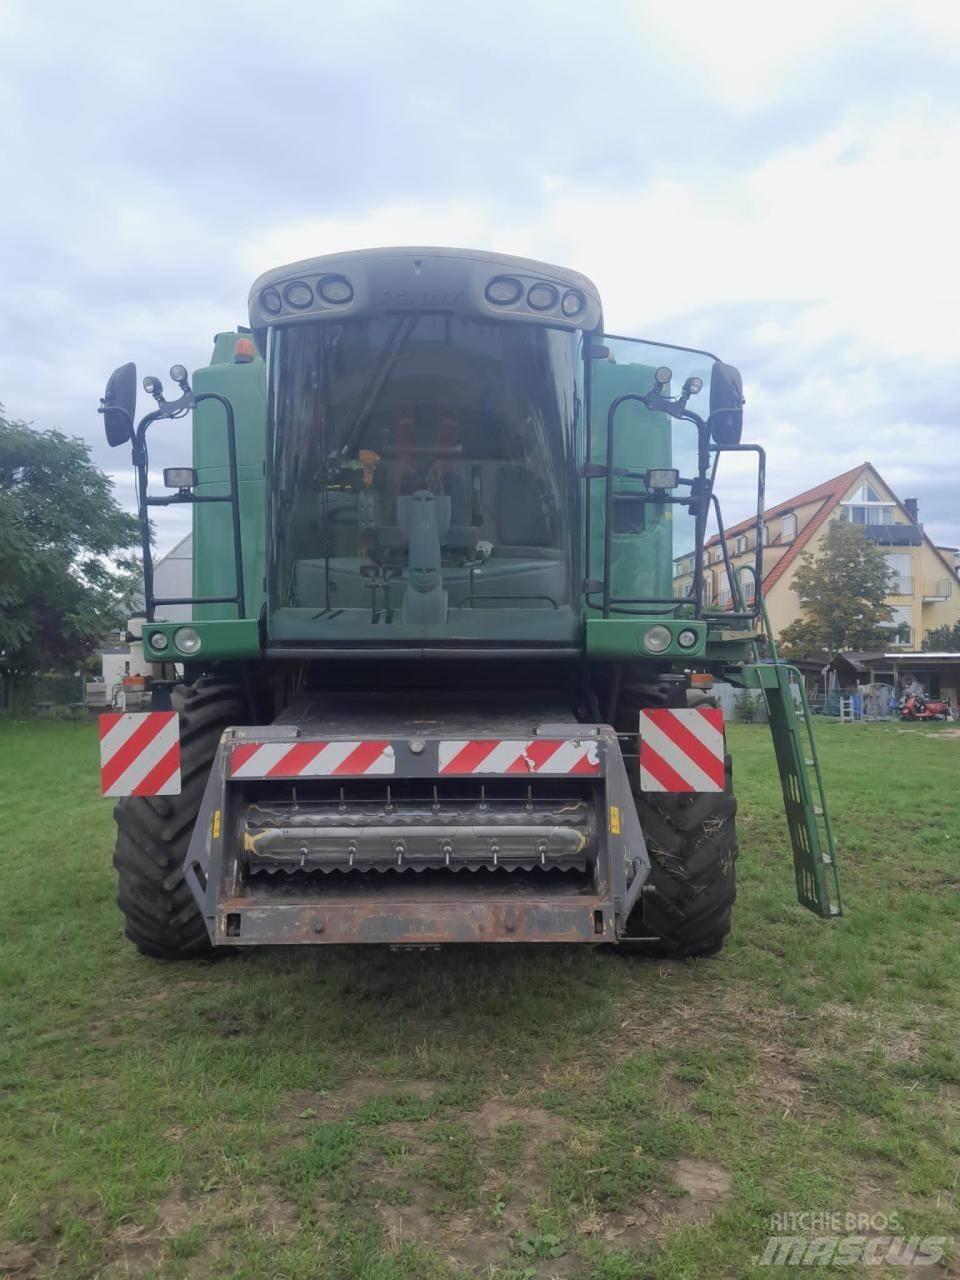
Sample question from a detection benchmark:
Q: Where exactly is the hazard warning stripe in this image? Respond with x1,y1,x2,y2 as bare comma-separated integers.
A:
638,707,725,793
438,739,600,775
99,711,181,797
229,740,394,778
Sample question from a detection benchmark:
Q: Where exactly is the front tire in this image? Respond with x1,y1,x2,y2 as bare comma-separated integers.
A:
112,676,247,958
622,755,738,958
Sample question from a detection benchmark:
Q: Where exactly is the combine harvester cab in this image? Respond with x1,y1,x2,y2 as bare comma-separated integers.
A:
98,247,840,959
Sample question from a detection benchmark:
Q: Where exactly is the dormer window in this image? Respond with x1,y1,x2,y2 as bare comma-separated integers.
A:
762,524,770,546
735,534,748,554
782,512,797,540
841,482,895,525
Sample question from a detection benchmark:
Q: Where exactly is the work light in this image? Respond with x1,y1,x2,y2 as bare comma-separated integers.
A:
283,280,313,309
260,286,282,314
561,290,584,317
645,469,679,490
485,276,523,305
318,275,353,304
163,467,197,490
527,283,558,311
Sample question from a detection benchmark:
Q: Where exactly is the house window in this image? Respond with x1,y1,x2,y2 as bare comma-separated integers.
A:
762,523,769,546
841,483,895,525
702,551,711,569
782,512,797,540
842,503,894,525
735,534,748,555
852,483,882,502
703,571,714,604
714,546,724,563
884,553,912,595
742,576,756,603
885,606,912,647
718,580,731,606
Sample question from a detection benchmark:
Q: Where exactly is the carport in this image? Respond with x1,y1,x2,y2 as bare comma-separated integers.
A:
832,651,960,703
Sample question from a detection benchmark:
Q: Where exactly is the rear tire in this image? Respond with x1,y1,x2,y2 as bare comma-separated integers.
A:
621,755,738,958
112,676,247,958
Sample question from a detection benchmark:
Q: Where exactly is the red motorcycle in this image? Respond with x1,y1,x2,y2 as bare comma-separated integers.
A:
898,693,958,721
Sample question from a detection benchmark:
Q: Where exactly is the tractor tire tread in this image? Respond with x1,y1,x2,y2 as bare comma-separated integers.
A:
623,754,738,958
112,677,246,959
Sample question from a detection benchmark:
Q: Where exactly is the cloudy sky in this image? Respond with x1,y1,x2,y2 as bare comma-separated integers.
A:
2,0,959,555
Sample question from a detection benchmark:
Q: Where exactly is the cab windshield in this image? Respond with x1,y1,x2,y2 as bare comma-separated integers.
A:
267,316,581,645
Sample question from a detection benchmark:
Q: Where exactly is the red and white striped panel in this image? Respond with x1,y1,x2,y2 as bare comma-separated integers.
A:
439,739,600,775
638,707,725,793
229,740,394,779
99,711,181,797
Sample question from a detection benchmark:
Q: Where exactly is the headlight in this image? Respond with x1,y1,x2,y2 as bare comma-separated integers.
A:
260,286,282,314
527,283,558,311
485,276,523,305
174,627,202,655
318,275,353,304
642,625,672,654
283,280,313,309
148,631,169,651
677,628,699,649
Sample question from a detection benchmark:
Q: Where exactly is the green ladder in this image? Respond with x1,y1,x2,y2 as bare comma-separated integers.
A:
734,577,843,919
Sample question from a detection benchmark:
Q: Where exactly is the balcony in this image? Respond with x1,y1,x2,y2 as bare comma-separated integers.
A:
889,576,914,597
921,578,952,602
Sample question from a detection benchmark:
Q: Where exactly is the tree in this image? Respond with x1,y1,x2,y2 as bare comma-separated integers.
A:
0,413,141,677
922,621,960,652
779,520,896,657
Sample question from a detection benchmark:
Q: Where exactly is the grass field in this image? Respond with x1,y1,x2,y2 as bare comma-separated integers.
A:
0,717,958,1279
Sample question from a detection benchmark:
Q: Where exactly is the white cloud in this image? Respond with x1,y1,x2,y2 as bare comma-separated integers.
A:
632,0,960,109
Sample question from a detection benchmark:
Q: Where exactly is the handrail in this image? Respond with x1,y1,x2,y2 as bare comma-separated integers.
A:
135,392,245,623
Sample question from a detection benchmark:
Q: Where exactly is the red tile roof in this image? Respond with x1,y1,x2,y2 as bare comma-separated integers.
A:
711,462,960,595
704,463,868,594
707,463,866,544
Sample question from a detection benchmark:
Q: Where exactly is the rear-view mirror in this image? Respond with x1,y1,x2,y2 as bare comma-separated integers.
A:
100,362,137,447
708,362,744,446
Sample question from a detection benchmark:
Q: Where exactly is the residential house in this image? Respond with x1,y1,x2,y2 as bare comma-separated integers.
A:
673,463,960,649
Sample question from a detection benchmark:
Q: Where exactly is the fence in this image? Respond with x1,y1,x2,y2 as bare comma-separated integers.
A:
0,674,87,714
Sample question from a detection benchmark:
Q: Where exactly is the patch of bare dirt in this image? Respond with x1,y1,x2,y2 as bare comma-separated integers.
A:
280,1076,437,1126
378,1204,517,1274
580,1157,733,1251
0,1243,42,1279
750,1058,811,1114
673,1158,732,1205
471,1098,557,1135
99,1179,298,1278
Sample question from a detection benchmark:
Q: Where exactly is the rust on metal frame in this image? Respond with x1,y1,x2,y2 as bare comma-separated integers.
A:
216,895,614,945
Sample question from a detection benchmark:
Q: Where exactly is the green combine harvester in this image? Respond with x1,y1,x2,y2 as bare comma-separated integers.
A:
98,247,841,958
